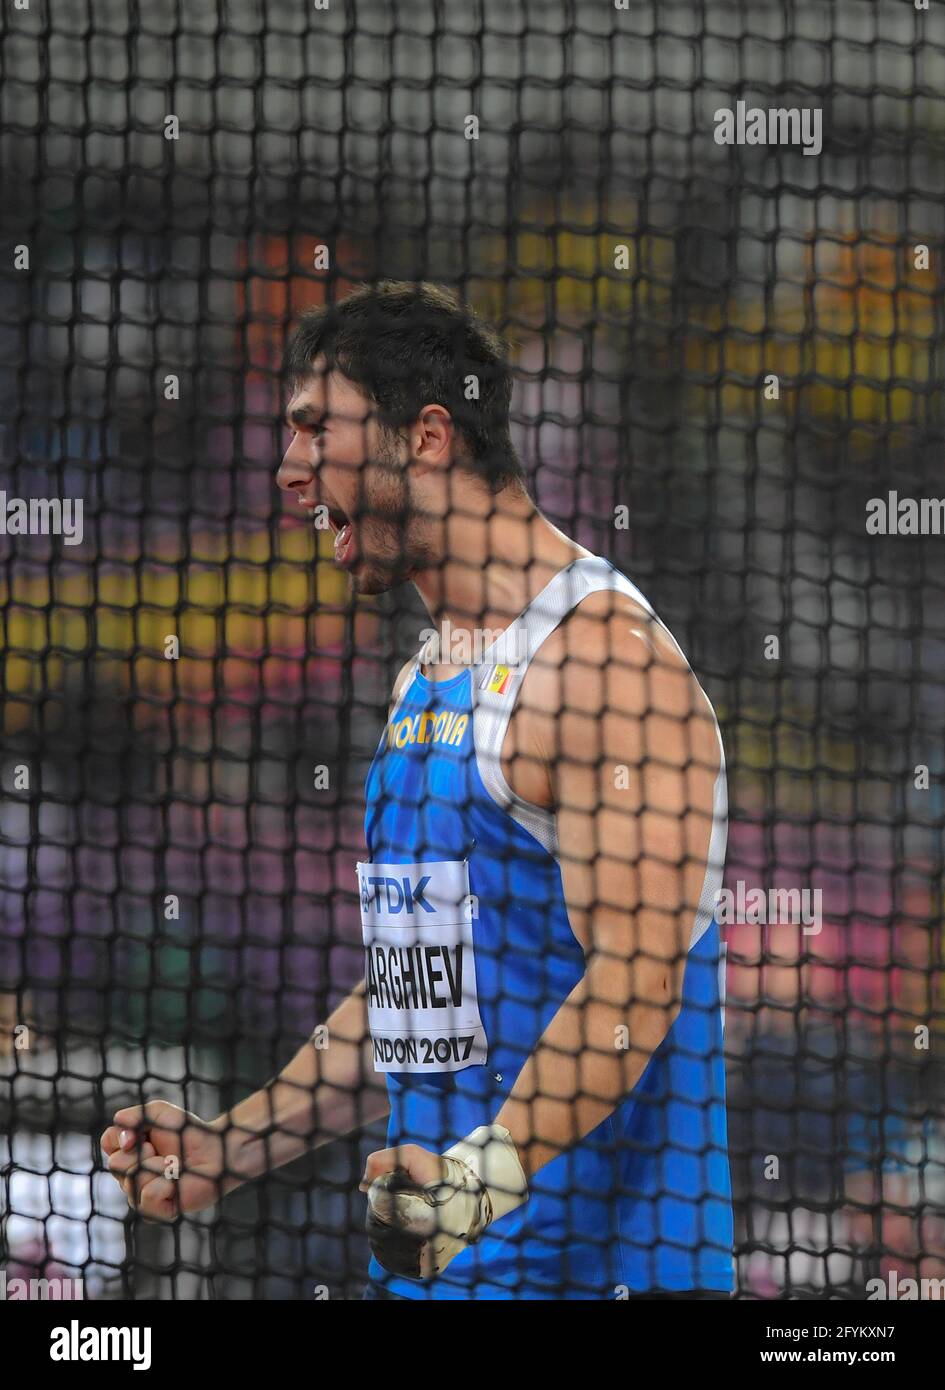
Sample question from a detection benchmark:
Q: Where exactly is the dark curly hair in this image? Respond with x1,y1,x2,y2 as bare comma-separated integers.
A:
285,280,525,494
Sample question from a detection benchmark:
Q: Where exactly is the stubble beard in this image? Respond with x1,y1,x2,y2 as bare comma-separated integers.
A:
347,453,438,597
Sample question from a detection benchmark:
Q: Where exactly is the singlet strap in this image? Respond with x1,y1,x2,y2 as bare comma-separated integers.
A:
472,555,660,857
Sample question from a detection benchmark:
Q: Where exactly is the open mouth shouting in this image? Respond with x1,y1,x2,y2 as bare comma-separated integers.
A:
327,506,359,569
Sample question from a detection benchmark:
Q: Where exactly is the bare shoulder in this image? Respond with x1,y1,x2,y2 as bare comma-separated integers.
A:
509,587,721,789
522,587,702,714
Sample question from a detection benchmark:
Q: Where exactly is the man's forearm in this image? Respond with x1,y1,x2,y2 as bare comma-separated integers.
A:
495,950,680,1179
214,984,389,1186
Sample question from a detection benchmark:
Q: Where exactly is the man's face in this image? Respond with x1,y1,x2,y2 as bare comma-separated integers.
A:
277,358,436,596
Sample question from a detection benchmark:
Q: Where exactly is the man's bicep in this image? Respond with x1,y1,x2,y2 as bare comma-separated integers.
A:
554,626,720,966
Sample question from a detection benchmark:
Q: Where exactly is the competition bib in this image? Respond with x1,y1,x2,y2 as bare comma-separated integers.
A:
357,858,488,1074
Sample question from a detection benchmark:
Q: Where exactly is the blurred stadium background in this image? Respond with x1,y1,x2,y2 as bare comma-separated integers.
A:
1,0,944,1298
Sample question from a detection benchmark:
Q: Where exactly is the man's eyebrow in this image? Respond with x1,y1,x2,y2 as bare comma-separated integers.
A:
283,403,326,430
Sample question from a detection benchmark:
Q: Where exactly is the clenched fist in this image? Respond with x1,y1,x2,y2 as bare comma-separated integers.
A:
101,1100,229,1222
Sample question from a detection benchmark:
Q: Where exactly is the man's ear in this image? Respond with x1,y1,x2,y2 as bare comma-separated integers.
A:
412,403,454,468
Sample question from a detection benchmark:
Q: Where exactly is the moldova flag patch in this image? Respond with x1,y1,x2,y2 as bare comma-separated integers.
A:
487,664,512,695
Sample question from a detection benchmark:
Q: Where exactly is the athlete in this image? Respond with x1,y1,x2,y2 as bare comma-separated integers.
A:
102,281,734,1299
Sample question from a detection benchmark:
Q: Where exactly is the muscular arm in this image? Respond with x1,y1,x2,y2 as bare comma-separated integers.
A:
219,656,419,1185
105,657,418,1217
103,984,389,1216
495,597,723,1178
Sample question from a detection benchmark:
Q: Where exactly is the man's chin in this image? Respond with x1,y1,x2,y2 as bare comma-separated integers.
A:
346,563,404,598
